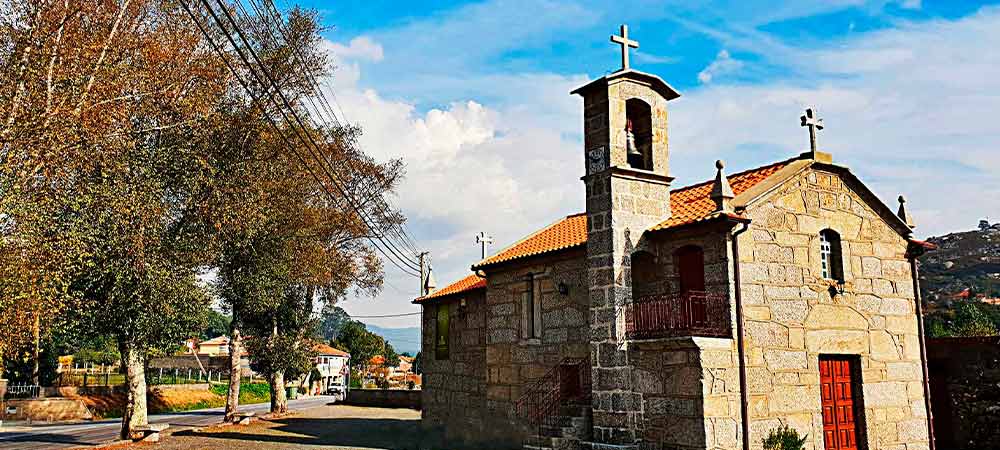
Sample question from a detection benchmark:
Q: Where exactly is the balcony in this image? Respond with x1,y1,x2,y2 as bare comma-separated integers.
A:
624,291,732,340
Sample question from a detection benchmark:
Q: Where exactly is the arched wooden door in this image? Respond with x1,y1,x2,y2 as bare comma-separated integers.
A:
674,246,706,326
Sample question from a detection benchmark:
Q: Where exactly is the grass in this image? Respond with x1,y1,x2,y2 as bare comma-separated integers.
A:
78,383,273,419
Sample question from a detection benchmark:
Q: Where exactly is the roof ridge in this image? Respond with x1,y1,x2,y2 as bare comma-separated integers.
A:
474,214,579,268
669,155,800,195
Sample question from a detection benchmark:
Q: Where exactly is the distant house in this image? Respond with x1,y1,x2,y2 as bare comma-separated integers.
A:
312,343,350,396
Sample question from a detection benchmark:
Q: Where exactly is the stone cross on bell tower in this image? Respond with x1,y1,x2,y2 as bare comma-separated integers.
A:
572,25,682,447
610,24,639,71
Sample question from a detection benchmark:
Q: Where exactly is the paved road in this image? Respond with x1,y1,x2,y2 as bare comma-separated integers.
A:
0,396,336,450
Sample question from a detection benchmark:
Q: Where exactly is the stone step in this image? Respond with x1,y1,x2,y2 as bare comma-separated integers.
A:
523,445,553,450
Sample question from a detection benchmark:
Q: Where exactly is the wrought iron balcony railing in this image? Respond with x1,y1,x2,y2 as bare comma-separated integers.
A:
624,291,732,339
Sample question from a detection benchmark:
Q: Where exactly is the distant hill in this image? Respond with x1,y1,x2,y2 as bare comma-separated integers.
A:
363,324,421,356
920,220,1000,302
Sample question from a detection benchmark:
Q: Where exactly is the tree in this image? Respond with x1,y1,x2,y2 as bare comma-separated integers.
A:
332,320,399,383
320,305,352,341
1,0,228,439
202,310,232,340
952,302,999,337
202,4,403,417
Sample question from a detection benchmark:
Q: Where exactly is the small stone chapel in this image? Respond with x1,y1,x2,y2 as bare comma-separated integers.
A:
415,25,935,450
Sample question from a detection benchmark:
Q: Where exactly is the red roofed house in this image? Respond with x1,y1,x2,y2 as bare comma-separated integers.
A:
415,28,934,450
311,343,349,399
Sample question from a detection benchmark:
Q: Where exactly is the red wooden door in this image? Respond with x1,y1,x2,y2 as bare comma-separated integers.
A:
675,246,706,327
820,357,861,450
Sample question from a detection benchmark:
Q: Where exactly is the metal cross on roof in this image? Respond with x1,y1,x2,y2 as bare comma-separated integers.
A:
476,231,494,259
610,24,639,71
800,107,824,154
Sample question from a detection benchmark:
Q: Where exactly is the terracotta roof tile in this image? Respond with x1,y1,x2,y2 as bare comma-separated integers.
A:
461,159,790,271
314,343,350,357
413,273,486,303
650,160,789,231
475,213,589,268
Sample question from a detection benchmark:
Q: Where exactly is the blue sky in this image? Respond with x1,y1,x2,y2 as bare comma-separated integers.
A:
284,0,1000,327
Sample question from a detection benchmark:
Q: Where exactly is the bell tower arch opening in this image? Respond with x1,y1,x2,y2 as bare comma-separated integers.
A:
625,98,653,171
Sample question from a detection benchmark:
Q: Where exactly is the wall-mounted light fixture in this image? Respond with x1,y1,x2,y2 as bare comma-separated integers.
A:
558,281,570,296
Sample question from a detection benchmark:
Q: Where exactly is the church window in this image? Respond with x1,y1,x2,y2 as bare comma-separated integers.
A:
625,98,653,171
631,250,657,299
522,273,542,339
435,303,450,360
674,245,705,294
820,229,844,282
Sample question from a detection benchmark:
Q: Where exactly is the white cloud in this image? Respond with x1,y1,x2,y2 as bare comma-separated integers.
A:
673,7,1000,238
329,6,1000,328
697,49,744,83
323,36,384,63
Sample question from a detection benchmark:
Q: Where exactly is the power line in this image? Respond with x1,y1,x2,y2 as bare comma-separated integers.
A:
179,0,421,277
349,312,422,318
192,0,423,276
240,0,424,272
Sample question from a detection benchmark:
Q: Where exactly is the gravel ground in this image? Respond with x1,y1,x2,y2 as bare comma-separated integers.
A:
152,404,427,450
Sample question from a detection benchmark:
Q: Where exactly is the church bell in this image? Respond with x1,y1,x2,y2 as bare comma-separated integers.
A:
626,119,641,157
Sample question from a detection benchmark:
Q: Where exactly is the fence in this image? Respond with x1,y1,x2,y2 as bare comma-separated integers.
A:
623,290,732,339
55,367,240,387
5,384,41,399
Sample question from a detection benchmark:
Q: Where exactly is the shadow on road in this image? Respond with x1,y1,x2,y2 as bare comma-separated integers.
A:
173,417,438,450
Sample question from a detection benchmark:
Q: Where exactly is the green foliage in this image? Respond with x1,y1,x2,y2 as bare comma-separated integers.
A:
332,320,398,370
319,305,352,341
762,425,807,450
202,310,232,339
925,301,1000,337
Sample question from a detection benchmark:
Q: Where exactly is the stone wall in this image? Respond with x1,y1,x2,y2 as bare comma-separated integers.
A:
926,336,1000,450
345,388,421,409
628,227,742,450
738,167,928,449
420,288,490,445
482,251,590,416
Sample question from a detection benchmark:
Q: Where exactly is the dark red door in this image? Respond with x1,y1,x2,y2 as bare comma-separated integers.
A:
820,357,862,450
675,246,706,327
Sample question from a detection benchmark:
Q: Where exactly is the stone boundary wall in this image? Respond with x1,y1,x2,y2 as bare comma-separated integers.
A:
3,398,93,422
926,336,1000,450
43,383,211,398
345,388,421,409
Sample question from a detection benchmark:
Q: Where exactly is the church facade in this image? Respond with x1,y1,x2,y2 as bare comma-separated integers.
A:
416,27,934,450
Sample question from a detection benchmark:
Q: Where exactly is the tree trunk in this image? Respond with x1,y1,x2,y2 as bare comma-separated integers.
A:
31,313,40,386
119,344,148,440
269,371,287,414
223,327,242,422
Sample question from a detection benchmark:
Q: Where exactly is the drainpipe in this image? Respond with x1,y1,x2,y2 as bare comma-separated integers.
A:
908,253,935,450
730,220,751,450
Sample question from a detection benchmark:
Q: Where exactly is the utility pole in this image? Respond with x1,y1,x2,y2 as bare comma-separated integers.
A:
418,252,436,297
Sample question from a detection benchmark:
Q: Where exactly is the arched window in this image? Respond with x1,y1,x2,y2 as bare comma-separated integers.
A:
631,250,657,299
625,98,653,171
674,245,705,294
820,229,844,282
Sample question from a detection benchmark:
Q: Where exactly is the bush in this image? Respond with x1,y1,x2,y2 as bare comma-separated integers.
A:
762,425,807,450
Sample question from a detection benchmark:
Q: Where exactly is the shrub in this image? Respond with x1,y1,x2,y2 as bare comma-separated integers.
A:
762,425,807,450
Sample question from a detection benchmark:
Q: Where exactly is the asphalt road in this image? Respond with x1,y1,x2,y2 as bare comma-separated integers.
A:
0,396,336,450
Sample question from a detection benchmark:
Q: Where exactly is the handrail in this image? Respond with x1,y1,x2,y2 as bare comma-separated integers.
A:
624,290,732,339
514,357,591,430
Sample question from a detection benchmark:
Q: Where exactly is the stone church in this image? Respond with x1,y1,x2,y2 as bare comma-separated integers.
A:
415,26,935,450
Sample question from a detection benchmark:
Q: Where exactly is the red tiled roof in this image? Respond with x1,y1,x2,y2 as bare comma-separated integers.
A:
413,273,486,303
475,213,589,268
650,160,789,231
467,160,790,270
314,343,350,357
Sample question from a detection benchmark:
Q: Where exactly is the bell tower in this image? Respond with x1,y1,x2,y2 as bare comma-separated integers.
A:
572,25,681,446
